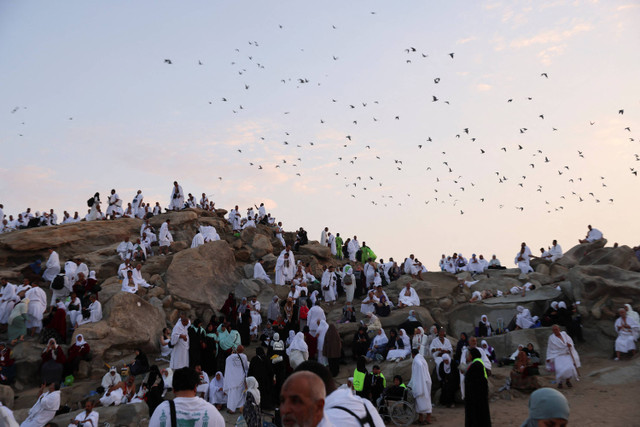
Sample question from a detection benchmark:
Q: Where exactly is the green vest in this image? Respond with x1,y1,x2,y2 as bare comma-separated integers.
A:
353,369,366,391
472,358,487,379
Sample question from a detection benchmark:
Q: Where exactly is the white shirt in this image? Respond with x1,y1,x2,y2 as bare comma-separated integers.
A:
149,397,225,427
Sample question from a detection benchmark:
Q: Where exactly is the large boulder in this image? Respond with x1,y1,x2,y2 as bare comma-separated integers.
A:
556,240,607,268
0,219,141,266
298,243,332,261
165,240,242,310
578,245,640,272
76,292,165,363
447,302,541,338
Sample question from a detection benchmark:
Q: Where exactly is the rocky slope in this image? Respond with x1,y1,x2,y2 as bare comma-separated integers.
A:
1,209,639,425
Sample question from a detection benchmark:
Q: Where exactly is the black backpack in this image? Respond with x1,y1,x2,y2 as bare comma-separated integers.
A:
51,274,65,290
87,198,94,207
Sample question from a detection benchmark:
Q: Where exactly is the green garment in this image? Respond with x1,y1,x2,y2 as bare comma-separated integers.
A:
353,369,366,392
360,246,377,262
335,237,344,258
219,329,241,351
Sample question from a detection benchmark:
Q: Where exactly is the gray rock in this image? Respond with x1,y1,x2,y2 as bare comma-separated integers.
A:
235,279,262,300
0,385,14,409
483,327,554,361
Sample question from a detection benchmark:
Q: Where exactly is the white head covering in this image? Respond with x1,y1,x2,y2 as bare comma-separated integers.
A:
287,332,308,355
372,329,388,347
442,354,452,374
89,271,97,280
310,290,319,306
558,301,567,309
481,315,490,326
245,376,260,405
517,306,524,313
550,301,559,310
75,334,87,347
286,330,296,346
399,329,411,348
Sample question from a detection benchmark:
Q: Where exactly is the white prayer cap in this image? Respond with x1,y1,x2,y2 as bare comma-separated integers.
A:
109,366,117,373
89,271,96,280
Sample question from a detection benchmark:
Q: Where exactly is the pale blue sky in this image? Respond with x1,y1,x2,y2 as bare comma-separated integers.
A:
1,0,639,268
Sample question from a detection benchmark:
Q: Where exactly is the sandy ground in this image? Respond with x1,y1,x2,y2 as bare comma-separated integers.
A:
217,350,640,426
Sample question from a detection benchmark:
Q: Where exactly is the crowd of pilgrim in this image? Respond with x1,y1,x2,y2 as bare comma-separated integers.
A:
0,181,638,426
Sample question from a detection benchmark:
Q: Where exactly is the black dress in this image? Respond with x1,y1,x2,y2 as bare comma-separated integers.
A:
438,363,460,406
188,326,204,368
248,351,274,409
464,361,491,427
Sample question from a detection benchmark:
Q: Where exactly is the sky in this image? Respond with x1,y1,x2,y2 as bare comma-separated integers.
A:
1,0,639,269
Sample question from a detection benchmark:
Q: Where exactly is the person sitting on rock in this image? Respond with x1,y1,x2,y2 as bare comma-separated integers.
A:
515,306,539,329
578,224,603,244
21,380,61,427
365,328,388,362
99,375,135,407
467,254,484,274
64,334,91,377
120,270,139,294
497,344,525,367
76,294,102,327
116,236,134,261
339,301,356,323
386,329,411,362
542,301,560,327
374,294,391,317
398,282,420,308
360,290,378,315
515,247,534,274
253,259,272,284
117,259,133,280
487,254,505,270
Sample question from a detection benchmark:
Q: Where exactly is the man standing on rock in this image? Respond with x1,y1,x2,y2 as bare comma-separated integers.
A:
170,313,190,370
546,325,580,389
169,181,185,211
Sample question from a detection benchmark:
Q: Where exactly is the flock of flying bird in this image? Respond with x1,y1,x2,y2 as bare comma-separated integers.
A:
8,13,638,217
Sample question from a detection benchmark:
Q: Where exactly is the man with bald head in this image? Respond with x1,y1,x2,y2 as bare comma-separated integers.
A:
280,371,331,427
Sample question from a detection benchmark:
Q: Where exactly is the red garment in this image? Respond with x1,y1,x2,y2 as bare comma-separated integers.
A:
304,332,318,359
299,306,309,320
41,346,66,364
67,343,90,361
46,308,67,342
0,348,14,367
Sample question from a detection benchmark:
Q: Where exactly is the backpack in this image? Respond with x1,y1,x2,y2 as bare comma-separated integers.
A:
87,198,94,207
51,274,65,290
343,274,353,285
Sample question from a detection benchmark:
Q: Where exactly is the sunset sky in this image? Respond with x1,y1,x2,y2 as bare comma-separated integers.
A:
1,0,639,268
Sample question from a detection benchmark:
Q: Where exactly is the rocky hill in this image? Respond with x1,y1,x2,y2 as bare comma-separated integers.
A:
1,208,639,425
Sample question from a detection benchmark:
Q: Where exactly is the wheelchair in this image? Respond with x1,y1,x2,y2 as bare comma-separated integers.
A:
375,386,416,426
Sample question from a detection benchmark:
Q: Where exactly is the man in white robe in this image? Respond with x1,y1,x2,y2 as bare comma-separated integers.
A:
348,237,360,262
116,237,134,261
25,286,47,334
341,264,355,303
398,283,420,308
615,308,639,360
429,328,452,368
579,224,603,243
74,260,89,282
467,254,484,274
516,306,538,329
42,249,60,283
307,306,326,335
76,295,102,326
548,240,563,262
169,181,185,211
20,382,60,427
327,233,337,256
256,203,266,219
228,206,241,231
253,259,272,284
131,190,144,217
67,400,99,427
515,249,533,274
242,217,256,229
200,225,220,242
121,271,139,294
320,266,337,303
132,264,152,289
275,248,296,285
249,297,262,338
170,315,190,370
404,255,415,275
320,227,328,246
0,281,19,327
275,222,286,246
159,220,173,255
546,325,580,387
106,189,123,217
191,230,205,248
223,346,249,414
408,349,432,424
